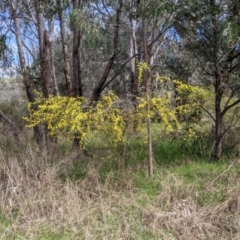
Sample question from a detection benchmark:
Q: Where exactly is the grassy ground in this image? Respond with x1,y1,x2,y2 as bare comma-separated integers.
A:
0,124,240,240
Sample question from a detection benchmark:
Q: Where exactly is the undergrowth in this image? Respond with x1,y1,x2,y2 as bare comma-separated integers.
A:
0,127,240,239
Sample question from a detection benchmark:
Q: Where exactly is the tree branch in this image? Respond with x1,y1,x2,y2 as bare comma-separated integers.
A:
200,106,215,122
222,99,240,117
0,110,20,147
91,0,123,102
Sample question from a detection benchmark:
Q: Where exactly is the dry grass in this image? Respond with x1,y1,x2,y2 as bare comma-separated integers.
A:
0,133,240,239
0,142,151,239
144,170,240,240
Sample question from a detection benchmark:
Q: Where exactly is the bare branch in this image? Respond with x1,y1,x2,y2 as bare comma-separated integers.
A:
200,106,215,122
222,99,240,117
0,110,20,147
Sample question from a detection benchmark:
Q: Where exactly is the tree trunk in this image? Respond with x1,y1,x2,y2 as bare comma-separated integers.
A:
9,0,42,143
214,74,223,160
72,29,82,97
72,0,83,97
59,6,72,96
91,0,123,102
142,0,153,177
211,0,223,160
214,113,223,160
42,30,55,97
35,1,55,98
48,18,59,96
91,55,116,102
129,3,138,101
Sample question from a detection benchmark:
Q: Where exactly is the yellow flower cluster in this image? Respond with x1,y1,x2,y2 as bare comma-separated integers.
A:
24,64,211,146
137,61,149,83
24,91,126,148
172,79,208,121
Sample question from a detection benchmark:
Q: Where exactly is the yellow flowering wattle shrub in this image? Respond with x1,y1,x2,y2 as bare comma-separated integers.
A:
173,79,208,122
135,95,181,133
24,91,126,147
88,92,126,146
137,61,149,84
24,63,210,147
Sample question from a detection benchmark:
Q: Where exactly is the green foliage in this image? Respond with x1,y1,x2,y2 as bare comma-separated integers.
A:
69,8,103,51
137,0,175,27
70,8,101,45
39,0,70,19
24,70,210,153
70,9,87,31
223,21,240,44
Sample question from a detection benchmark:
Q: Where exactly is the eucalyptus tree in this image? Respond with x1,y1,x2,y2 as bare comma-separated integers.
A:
128,0,139,99
132,0,178,176
90,0,123,101
33,0,59,97
6,0,43,142
64,0,126,99
173,0,240,159
0,2,20,145
57,0,72,96
70,0,84,97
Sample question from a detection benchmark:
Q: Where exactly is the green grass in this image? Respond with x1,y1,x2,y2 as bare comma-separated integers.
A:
171,161,229,206
58,134,238,208
133,171,162,197
1,125,240,239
